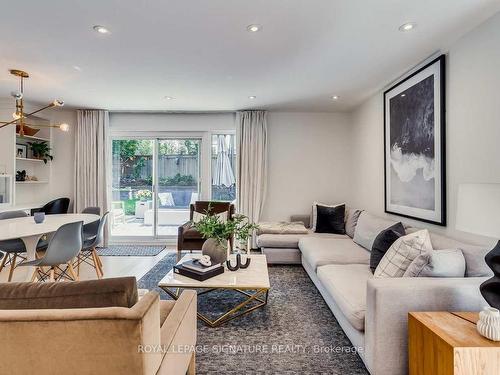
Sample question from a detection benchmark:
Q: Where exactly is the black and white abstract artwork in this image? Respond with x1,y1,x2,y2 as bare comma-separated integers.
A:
384,55,446,225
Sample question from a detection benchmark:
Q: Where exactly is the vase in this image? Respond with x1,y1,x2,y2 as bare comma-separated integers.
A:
480,241,500,309
202,238,228,265
477,306,500,341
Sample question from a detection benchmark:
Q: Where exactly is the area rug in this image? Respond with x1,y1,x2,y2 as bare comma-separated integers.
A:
97,245,165,256
138,253,369,375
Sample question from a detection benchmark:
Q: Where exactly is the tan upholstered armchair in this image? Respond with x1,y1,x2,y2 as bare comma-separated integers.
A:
0,277,197,375
177,201,235,259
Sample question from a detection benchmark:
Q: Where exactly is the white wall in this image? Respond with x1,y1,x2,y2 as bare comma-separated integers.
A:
109,112,235,133
261,112,352,221
349,12,500,246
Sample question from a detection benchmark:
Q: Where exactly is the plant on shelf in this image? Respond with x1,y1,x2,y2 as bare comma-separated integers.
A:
28,141,53,164
192,208,259,264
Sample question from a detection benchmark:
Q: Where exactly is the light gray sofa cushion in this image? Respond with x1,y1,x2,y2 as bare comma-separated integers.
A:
345,208,363,238
257,231,346,249
317,264,372,331
403,249,466,277
299,237,370,270
406,227,493,277
353,212,399,251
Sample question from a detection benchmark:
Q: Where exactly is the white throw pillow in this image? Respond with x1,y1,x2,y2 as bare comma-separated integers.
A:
374,229,433,278
311,201,345,232
192,211,228,224
403,249,466,278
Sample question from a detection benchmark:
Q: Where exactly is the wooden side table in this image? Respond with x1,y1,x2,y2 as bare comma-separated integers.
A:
409,312,500,375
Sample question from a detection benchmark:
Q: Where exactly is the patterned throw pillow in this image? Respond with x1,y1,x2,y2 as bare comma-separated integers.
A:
374,229,433,278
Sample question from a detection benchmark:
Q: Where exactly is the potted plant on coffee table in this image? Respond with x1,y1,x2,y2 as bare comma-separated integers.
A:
193,212,259,264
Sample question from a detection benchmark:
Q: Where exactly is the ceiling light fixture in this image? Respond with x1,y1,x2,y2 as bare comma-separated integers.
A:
93,25,110,34
247,24,262,33
248,96,257,99
73,65,82,72
331,95,339,100
164,96,175,100
399,22,416,32
0,70,68,136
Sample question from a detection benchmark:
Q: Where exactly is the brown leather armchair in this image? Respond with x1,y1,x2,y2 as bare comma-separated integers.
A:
177,201,235,260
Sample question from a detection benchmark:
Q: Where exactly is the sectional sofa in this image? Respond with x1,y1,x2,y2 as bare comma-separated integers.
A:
256,209,493,375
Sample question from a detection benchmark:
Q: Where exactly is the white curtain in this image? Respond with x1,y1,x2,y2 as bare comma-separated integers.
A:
74,110,109,217
236,111,268,247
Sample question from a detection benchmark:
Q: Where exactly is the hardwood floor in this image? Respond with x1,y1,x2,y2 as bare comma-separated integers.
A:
0,248,173,282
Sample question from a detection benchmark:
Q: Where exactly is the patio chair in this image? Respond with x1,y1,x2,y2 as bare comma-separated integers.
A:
177,201,235,260
111,201,126,225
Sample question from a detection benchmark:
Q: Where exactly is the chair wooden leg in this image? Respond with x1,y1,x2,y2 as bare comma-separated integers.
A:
91,250,103,279
187,352,195,375
49,267,55,282
77,254,81,276
67,262,79,281
7,254,17,282
0,253,9,274
31,267,39,282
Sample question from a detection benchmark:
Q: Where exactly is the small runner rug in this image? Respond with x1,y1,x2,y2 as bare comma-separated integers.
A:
97,245,166,256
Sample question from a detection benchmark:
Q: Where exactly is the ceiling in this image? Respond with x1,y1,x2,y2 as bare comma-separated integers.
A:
0,0,499,112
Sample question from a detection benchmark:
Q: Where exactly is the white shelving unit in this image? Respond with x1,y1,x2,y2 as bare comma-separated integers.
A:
14,116,52,204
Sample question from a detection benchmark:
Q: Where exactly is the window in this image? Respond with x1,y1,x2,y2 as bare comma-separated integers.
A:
211,134,236,202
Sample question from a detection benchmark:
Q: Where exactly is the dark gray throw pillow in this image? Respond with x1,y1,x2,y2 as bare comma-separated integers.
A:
315,204,346,234
370,222,405,273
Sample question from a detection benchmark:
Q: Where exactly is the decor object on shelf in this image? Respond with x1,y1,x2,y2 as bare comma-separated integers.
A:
15,144,27,158
456,183,500,309
193,207,259,264
16,170,26,182
384,55,446,225
226,253,251,271
33,212,45,224
199,255,212,267
477,307,500,341
0,69,69,137
27,141,53,164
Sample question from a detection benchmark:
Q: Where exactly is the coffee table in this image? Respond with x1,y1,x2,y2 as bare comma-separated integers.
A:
158,254,270,327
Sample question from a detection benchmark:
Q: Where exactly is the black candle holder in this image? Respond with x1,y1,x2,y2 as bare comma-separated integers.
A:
226,254,251,271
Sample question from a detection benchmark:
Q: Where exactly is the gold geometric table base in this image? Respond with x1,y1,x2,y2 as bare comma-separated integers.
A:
160,286,269,327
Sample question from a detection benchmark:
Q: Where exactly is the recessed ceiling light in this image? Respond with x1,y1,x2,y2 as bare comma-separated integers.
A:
399,22,416,32
331,95,339,100
247,24,262,33
401,93,406,97
93,25,110,34
164,96,175,100
248,95,257,99
73,65,82,72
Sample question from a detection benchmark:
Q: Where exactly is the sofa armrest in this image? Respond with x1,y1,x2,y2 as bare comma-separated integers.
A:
290,214,311,228
365,277,488,375
157,290,197,375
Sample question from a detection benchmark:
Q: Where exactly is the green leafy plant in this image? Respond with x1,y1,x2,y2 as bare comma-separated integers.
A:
28,141,53,164
192,208,259,249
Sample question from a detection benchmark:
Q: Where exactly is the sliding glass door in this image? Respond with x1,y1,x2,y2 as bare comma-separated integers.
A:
155,139,201,237
110,137,201,240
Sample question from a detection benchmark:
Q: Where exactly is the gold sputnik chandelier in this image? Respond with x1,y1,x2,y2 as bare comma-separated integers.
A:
0,69,69,137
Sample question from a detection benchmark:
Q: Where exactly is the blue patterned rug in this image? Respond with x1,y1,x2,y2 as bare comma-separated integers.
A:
97,245,165,256
138,253,368,375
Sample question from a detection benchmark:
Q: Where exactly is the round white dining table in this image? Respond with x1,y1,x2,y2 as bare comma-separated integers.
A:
0,214,100,261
